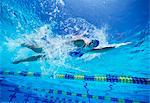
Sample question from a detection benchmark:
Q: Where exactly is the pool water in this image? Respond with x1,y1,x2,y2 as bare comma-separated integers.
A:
0,0,150,103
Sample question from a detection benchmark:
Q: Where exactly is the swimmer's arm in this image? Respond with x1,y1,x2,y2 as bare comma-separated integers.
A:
89,42,131,53
89,46,116,53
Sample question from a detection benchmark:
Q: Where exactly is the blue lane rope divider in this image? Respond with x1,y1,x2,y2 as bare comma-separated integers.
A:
1,82,146,103
0,70,149,85
19,84,147,103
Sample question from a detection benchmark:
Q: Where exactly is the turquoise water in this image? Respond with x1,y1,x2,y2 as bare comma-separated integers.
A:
0,0,150,103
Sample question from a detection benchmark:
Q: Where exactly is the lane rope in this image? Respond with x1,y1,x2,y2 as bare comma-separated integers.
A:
2,84,85,103
0,70,149,85
1,82,146,103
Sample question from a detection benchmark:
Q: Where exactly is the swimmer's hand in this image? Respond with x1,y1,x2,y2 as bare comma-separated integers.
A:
109,42,131,48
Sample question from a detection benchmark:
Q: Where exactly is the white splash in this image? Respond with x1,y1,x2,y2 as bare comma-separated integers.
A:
5,21,109,73
5,37,21,52
80,27,108,61
91,27,108,47
58,0,65,6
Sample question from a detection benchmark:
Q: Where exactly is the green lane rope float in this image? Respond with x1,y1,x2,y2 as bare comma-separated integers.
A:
0,70,150,85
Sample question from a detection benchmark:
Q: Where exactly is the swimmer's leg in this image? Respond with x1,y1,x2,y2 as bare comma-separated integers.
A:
12,55,44,64
21,43,43,53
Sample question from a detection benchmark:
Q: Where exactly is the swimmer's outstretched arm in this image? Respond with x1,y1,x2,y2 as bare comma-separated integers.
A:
89,46,116,53
12,55,44,64
21,43,43,53
85,42,131,54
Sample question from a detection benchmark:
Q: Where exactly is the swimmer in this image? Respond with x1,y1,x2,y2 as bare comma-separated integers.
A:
12,34,98,64
12,25,131,64
12,34,131,64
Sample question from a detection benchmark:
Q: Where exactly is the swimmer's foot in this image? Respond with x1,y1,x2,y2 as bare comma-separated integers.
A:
21,43,34,48
12,60,20,64
21,43,28,47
